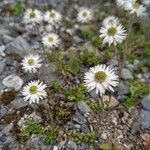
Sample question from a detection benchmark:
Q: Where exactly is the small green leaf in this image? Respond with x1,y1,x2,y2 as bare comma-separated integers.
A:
67,59,80,74
99,144,112,150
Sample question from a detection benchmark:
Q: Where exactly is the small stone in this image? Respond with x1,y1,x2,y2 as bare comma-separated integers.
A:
81,124,90,132
5,36,31,57
73,36,82,43
141,96,150,111
121,68,133,80
134,59,140,66
73,111,87,125
0,105,9,117
77,101,91,114
66,140,77,150
101,133,107,140
53,145,59,150
143,73,150,80
117,95,127,103
0,26,9,35
0,60,6,74
2,74,23,91
27,135,48,150
66,28,75,35
1,123,13,134
89,90,99,100
103,95,119,108
3,35,13,44
118,82,129,95
78,144,89,150
107,59,118,67
127,64,134,70
0,45,5,57
0,133,7,143
11,98,28,109
141,133,150,142
140,109,150,128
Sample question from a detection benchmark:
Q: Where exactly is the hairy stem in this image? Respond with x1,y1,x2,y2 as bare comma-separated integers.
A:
122,14,135,68
114,45,121,78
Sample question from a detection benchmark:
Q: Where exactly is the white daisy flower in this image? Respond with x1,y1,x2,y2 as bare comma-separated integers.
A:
42,33,60,49
102,16,120,26
99,24,127,46
77,7,93,23
124,0,147,17
44,9,62,25
22,80,47,104
21,54,42,73
23,9,43,25
84,64,118,96
116,0,126,7
116,0,132,7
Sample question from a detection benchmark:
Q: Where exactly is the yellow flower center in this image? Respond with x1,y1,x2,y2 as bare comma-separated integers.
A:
132,2,140,9
107,27,117,36
30,11,36,18
28,59,35,66
82,12,87,17
49,12,56,18
29,85,38,94
48,36,53,42
95,71,107,82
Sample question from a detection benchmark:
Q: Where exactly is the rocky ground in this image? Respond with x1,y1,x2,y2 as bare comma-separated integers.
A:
0,0,150,150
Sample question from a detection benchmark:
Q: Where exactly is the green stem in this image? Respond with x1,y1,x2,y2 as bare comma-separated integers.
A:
122,14,135,68
98,94,105,111
114,45,121,79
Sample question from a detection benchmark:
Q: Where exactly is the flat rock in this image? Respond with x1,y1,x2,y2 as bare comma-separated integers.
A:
89,90,99,100
73,111,87,125
0,105,9,117
5,36,31,57
0,26,9,35
141,96,150,111
0,45,5,57
118,82,129,95
2,35,14,44
103,95,119,109
0,60,6,74
2,74,23,91
66,140,77,150
107,59,118,67
121,68,133,80
11,98,28,109
140,109,150,128
77,101,91,114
